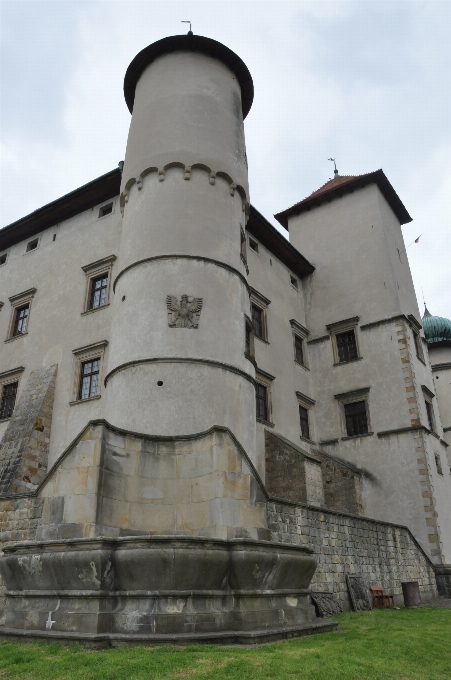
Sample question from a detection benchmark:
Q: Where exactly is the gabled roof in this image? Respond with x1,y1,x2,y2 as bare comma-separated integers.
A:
274,169,412,229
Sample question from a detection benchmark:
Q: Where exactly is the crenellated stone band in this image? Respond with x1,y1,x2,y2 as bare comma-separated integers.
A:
112,254,250,294
104,357,256,387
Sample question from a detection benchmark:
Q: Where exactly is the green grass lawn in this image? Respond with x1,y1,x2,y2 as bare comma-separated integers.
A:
0,607,450,680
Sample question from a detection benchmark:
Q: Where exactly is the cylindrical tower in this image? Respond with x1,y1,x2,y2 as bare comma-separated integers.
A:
105,35,257,460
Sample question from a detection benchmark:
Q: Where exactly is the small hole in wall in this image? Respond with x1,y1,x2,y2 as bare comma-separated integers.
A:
157,381,163,386
122,295,126,301
270,259,272,265
52,234,56,241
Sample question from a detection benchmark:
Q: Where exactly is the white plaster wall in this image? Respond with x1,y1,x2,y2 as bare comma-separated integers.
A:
122,51,249,194
430,346,451,450
0,200,121,467
245,234,313,471
289,184,414,335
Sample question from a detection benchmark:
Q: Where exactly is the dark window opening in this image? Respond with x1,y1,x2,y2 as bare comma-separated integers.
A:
240,229,247,261
299,405,310,440
425,400,435,432
290,275,298,289
79,359,100,400
435,454,443,475
0,382,18,419
336,330,358,363
245,323,251,355
99,203,113,218
256,383,268,421
0,253,7,265
90,274,109,309
344,400,368,437
252,304,264,339
249,238,259,253
413,331,424,362
13,304,29,336
294,335,304,365
26,238,39,252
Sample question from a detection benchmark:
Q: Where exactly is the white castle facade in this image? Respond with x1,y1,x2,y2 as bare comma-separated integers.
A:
0,34,449,642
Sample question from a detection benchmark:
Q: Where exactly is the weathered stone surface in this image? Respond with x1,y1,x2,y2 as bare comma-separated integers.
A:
0,536,334,641
267,501,437,608
265,431,363,515
310,592,343,617
0,366,57,494
346,575,372,611
435,565,451,597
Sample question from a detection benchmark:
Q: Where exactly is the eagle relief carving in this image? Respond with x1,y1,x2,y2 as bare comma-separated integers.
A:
166,294,203,329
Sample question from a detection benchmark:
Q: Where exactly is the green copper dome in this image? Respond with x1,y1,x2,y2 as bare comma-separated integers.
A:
422,307,451,347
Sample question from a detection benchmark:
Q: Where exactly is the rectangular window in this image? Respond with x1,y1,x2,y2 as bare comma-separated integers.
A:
344,401,368,437
425,400,435,432
299,405,310,440
26,238,39,252
252,304,264,339
336,330,358,363
413,331,425,362
0,253,7,266
0,382,18,419
90,274,109,310
79,359,100,400
256,383,268,421
290,275,298,289
294,335,304,365
99,203,113,218
249,238,259,253
13,304,29,336
245,323,251,355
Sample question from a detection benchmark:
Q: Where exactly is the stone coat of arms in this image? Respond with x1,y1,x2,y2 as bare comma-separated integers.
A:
166,294,203,329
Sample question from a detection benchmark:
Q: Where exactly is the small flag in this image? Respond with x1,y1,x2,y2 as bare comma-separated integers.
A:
414,235,421,243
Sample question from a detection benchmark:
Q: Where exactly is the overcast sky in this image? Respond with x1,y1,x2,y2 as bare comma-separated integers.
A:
1,0,450,317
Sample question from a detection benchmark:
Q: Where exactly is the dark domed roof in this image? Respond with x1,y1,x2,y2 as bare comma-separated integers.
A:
422,307,451,347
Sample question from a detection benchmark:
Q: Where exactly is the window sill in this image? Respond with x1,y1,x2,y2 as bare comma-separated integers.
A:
295,361,310,371
255,335,270,345
341,432,374,441
416,354,426,366
81,303,110,317
333,357,362,367
256,417,275,428
5,333,28,344
319,439,339,446
69,395,101,406
300,435,317,445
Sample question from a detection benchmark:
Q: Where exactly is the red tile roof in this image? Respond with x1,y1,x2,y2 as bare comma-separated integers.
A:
274,169,412,229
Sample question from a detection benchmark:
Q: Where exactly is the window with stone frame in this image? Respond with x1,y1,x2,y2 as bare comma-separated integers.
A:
299,405,310,440
435,453,443,476
296,391,316,442
0,381,18,419
81,255,116,315
327,317,361,365
422,386,436,433
255,370,275,424
12,304,29,336
344,401,368,437
79,358,101,400
6,288,36,341
89,274,109,310
71,340,108,404
250,288,270,343
256,383,268,421
336,330,358,363
290,319,310,368
335,386,371,439
413,329,425,362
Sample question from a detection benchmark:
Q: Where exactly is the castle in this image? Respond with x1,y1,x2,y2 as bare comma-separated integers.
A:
0,33,449,644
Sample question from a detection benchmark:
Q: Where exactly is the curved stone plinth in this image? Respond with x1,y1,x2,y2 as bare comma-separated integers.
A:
0,536,337,643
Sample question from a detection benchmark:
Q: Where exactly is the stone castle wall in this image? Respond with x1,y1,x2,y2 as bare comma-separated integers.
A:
267,500,437,608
